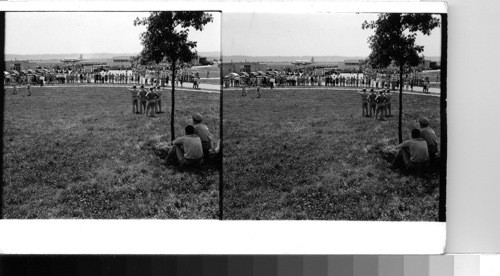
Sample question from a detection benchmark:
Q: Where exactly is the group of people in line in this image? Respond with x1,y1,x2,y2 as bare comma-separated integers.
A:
128,85,163,117
225,71,432,93
165,113,215,168
357,88,393,121
392,117,439,173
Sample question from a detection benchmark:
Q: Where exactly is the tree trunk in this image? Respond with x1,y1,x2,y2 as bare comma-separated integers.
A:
398,64,403,143
171,61,176,142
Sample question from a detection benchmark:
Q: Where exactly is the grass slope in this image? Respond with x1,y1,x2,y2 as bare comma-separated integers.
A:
3,86,220,218
223,88,441,220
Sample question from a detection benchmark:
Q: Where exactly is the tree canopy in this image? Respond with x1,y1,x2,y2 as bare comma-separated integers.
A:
362,13,440,70
134,12,213,66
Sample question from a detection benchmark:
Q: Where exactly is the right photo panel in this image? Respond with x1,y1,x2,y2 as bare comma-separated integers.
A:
222,12,446,221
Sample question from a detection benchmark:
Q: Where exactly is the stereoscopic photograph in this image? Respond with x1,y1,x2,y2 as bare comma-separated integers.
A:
222,12,446,220
2,11,222,218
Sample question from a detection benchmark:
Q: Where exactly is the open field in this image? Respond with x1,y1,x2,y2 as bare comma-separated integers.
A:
3,86,220,218
223,87,442,220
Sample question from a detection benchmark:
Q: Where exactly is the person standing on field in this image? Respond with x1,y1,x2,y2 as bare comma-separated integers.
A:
155,86,163,113
145,87,158,117
129,85,139,114
137,85,148,114
385,89,393,117
357,88,369,117
367,88,377,117
374,90,388,121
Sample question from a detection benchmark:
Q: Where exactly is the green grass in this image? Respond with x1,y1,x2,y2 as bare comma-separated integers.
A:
223,87,442,221
3,86,220,219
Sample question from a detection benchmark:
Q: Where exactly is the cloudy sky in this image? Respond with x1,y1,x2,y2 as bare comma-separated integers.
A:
223,13,442,57
5,12,221,55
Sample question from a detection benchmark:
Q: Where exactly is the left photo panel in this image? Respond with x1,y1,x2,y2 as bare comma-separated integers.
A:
2,11,222,219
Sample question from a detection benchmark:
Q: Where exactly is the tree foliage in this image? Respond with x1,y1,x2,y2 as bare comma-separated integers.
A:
362,13,440,143
134,12,213,141
362,13,440,70
134,12,213,66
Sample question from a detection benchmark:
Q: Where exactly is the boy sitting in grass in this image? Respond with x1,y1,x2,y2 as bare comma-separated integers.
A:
192,113,213,160
166,125,204,168
392,128,429,172
418,116,439,161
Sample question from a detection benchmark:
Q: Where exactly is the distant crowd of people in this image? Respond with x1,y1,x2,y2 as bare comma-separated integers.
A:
225,71,432,92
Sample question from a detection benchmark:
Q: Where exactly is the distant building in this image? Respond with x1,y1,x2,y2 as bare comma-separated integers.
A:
222,62,269,76
5,60,37,71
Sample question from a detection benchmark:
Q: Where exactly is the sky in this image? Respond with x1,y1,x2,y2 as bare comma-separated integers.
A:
222,13,442,57
5,12,221,55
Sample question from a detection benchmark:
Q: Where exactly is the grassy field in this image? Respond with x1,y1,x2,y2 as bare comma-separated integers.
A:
3,86,220,219
223,87,442,220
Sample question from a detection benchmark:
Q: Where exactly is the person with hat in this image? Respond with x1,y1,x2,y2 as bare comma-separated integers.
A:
137,85,148,114
128,85,139,114
367,88,377,117
166,125,204,168
419,117,439,161
357,88,369,117
192,112,213,159
392,128,430,172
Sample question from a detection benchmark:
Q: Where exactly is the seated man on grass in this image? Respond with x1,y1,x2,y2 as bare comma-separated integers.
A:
418,116,439,161
166,125,204,168
192,113,213,160
392,128,430,172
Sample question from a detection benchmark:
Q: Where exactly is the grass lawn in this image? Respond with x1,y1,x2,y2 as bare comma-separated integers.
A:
223,87,442,220
3,86,220,219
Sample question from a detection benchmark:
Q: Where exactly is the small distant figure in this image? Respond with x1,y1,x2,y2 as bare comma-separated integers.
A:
129,85,139,114
12,83,18,95
145,87,158,117
392,129,430,172
138,85,148,114
256,85,261,98
27,84,31,96
192,113,213,160
357,88,369,117
241,83,247,97
206,71,209,79
418,117,439,162
367,88,377,117
180,76,184,88
166,125,204,168
374,90,388,121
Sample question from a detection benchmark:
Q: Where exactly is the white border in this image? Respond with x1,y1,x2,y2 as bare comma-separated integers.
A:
0,1,447,254
0,221,445,254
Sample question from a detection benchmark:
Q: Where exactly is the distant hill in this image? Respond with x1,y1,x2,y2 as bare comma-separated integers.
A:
5,51,221,61
222,55,441,63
